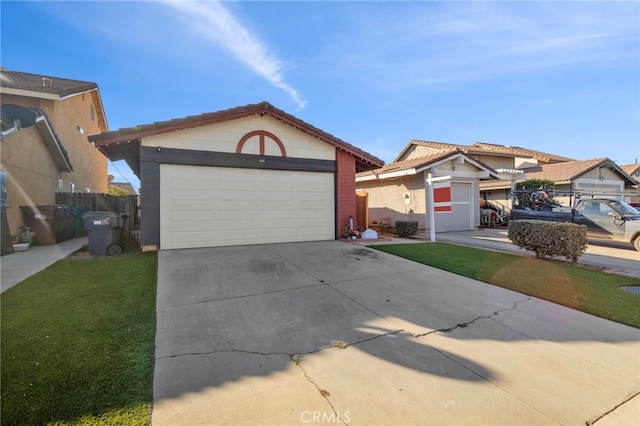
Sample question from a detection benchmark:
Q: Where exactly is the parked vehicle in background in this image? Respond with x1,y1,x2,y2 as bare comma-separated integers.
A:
509,198,640,252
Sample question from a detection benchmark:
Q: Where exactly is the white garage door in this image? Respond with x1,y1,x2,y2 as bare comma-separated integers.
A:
160,165,335,249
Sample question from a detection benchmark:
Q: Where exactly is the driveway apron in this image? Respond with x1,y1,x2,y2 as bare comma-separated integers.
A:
152,241,640,425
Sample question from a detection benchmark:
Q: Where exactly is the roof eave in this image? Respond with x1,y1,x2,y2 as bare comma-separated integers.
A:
90,103,384,169
0,87,60,100
34,116,73,172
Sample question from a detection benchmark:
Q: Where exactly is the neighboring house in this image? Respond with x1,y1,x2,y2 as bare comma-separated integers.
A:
521,158,639,207
620,163,640,205
394,140,573,171
0,68,109,244
398,140,638,209
356,147,502,233
621,163,640,180
89,102,383,251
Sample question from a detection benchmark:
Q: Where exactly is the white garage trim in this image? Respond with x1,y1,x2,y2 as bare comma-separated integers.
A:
160,164,335,249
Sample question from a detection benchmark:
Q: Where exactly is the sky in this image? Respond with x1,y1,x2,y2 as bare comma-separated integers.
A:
2,0,639,192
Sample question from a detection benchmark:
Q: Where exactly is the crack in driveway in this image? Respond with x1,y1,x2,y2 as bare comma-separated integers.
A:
588,391,640,425
414,296,533,338
156,329,405,361
293,357,347,426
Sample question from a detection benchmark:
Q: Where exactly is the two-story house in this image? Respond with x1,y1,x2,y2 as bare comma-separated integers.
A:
395,140,637,209
356,139,637,235
1,68,109,249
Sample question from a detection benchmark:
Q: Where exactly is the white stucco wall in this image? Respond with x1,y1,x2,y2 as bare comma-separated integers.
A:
141,115,335,161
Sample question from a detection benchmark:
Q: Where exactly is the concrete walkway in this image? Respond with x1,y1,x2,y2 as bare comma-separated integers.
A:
0,237,88,293
152,241,640,425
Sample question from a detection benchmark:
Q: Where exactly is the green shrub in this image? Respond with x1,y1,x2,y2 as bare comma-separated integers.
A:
395,221,419,237
508,220,587,262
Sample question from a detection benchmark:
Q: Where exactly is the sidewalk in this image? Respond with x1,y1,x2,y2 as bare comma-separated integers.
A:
0,237,88,293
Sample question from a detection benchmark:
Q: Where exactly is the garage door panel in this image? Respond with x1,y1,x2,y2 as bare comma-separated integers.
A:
216,209,258,219
160,165,334,249
168,177,212,189
170,189,215,201
170,230,215,244
170,209,216,222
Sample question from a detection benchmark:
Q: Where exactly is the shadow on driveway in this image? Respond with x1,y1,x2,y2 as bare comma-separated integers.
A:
153,241,640,425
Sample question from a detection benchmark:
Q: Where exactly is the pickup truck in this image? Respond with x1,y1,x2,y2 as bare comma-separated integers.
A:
509,198,640,252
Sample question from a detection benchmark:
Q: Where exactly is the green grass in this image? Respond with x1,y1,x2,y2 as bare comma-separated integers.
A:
374,243,640,328
2,241,638,424
1,251,158,425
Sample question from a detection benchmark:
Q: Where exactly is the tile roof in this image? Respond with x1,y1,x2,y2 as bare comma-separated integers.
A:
471,142,574,163
0,68,98,98
395,140,574,164
357,148,500,180
521,158,635,184
358,148,461,178
90,101,385,174
620,163,640,176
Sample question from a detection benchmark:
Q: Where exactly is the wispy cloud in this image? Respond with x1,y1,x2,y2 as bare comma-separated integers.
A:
162,0,305,108
323,2,639,90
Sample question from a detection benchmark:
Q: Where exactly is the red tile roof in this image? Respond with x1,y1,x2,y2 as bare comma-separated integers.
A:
89,102,384,175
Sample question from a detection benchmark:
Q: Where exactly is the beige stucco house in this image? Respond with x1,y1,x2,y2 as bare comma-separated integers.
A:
398,140,638,210
0,69,109,246
356,146,501,234
89,102,383,251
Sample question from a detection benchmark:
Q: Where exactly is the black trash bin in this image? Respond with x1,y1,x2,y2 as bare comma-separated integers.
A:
82,211,127,256
20,205,61,245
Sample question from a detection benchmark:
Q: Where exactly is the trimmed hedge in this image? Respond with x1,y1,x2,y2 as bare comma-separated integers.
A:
508,220,588,262
395,221,419,238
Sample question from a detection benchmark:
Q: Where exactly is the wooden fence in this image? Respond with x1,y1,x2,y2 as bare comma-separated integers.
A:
55,193,139,237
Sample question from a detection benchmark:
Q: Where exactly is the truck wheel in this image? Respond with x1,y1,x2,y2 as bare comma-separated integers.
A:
107,244,123,256
634,237,640,252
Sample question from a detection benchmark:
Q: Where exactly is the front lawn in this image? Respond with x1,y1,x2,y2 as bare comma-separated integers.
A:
2,241,638,425
1,251,157,425
374,242,640,328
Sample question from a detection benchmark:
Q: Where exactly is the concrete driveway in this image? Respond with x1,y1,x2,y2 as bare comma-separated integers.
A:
152,241,639,425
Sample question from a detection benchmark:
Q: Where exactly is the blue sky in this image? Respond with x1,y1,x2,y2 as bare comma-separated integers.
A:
2,1,639,191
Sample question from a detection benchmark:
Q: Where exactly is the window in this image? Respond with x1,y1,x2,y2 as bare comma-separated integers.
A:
90,105,95,122
582,201,612,217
